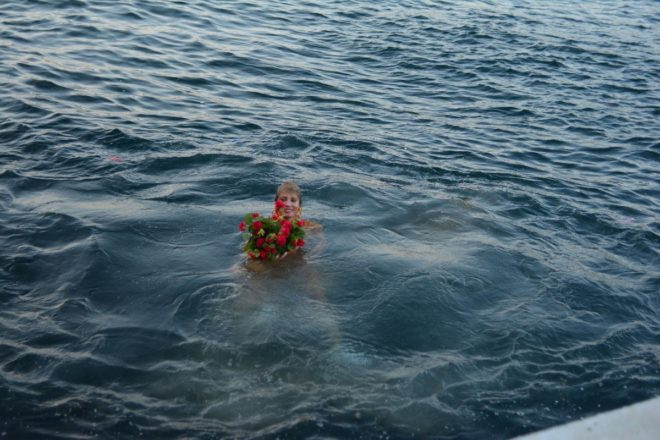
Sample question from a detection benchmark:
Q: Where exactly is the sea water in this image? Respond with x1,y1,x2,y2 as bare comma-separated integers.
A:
1,0,658,438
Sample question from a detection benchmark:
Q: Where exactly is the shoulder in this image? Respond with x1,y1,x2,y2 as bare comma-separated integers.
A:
305,220,322,229
303,220,323,233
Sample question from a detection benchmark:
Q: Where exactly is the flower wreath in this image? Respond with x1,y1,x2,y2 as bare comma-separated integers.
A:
239,199,305,261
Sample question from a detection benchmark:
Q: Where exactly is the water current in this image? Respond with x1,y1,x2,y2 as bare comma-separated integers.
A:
1,0,659,438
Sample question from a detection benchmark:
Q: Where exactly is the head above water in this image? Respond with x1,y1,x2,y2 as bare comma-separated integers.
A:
275,181,302,205
275,181,302,220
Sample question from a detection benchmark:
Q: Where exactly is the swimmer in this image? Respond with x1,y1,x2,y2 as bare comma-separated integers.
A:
245,181,324,272
231,182,343,353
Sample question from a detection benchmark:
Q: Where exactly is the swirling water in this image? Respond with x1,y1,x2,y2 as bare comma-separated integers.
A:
1,0,658,438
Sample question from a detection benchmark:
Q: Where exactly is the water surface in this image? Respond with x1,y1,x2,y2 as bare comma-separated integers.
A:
1,0,659,438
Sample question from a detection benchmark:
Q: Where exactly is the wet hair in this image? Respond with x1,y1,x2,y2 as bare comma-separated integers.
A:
275,181,302,206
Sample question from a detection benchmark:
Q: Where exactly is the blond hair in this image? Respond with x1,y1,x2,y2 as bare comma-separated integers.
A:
275,181,302,205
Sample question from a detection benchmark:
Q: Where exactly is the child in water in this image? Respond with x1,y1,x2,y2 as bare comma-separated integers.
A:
234,183,367,365
235,181,330,321
245,181,322,271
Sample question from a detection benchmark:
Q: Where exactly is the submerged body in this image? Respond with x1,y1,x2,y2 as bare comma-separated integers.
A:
231,256,337,347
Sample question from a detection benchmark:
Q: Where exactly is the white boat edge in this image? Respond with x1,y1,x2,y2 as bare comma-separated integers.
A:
513,396,660,440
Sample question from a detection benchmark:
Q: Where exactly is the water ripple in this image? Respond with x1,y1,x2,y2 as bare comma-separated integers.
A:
1,0,659,438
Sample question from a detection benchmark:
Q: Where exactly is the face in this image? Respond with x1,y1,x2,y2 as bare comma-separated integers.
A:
277,191,301,220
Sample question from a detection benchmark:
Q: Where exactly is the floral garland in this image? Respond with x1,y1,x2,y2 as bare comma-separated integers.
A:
239,199,305,261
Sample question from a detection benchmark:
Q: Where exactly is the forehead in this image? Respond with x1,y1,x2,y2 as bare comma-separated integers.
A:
278,191,299,199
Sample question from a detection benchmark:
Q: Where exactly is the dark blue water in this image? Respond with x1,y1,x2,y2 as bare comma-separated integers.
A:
1,0,659,438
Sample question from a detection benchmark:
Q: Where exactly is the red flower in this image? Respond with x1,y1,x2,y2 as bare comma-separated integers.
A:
280,220,292,236
240,207,306,261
